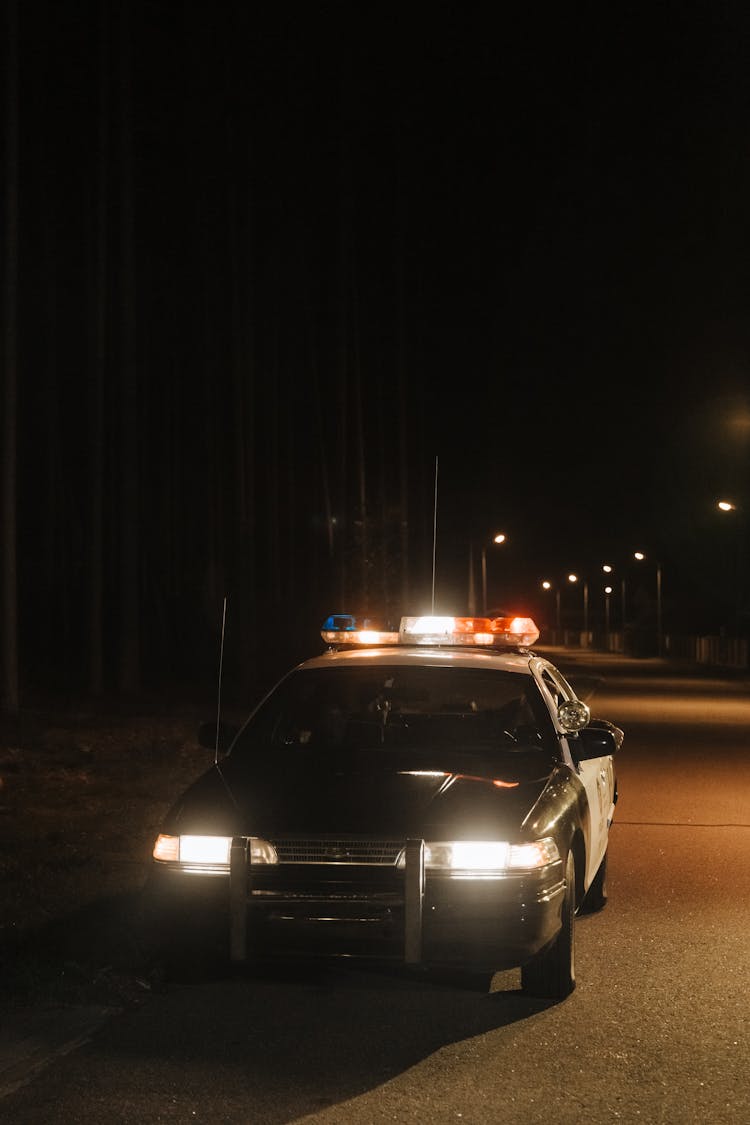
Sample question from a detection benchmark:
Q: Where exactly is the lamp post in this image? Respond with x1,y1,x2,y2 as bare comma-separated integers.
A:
541,580,561,641
634,550,663,656
567,574,577,641
468,533,507,616
482,533,506,615
604,584,613,648
717,499,743,635
601,563,626,650
602,564,618,648
568,573,589,642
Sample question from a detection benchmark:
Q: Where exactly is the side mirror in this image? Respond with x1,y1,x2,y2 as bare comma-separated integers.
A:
573,725,621,760
587,717,625,751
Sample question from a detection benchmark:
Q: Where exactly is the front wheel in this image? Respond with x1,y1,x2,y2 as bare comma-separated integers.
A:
521,850,576,999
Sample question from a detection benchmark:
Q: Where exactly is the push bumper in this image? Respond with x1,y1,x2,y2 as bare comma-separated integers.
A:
226,836,566,971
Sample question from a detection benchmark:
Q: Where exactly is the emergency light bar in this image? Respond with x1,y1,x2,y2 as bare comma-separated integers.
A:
320,615,400,646
321,613,539,649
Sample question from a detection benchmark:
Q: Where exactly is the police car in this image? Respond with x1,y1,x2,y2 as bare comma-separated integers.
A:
145,613,621,998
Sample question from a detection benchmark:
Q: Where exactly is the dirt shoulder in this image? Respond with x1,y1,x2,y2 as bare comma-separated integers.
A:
0,700,223,1008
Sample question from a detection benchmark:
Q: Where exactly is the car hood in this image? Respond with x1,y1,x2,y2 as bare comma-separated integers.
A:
166,746,557,839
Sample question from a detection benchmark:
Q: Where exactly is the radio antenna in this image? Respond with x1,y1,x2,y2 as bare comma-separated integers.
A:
431,455,438,613
214,595,228,766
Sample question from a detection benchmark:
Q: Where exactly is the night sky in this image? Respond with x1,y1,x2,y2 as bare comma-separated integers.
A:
4,1,750,695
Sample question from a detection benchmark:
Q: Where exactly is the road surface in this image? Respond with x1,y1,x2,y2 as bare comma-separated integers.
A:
2,651,749,1123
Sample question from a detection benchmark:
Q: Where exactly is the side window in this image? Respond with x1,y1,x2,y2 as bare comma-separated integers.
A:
535,667,579,752
520,676,559,753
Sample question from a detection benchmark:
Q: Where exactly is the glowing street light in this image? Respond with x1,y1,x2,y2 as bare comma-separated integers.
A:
568,573,589,639
634,550,663,656
716,499,744,634
604,584,613,641
468,533,507,616
482,534,507,615
541,579,561,636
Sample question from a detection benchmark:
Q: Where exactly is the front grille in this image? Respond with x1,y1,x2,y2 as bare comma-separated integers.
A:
271,837,404,866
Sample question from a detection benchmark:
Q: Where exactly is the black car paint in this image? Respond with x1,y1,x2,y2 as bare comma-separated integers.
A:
144,650,620,986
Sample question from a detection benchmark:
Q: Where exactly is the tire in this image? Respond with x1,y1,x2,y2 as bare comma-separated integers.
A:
580,847,608,914
521,850,576,999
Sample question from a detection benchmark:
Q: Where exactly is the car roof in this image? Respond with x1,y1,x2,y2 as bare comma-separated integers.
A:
296,646,536,675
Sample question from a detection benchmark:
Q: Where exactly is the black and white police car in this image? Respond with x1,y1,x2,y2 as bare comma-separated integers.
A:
145,612,621,998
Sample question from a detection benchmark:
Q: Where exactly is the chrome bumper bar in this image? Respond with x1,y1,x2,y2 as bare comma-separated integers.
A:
228,836,426,964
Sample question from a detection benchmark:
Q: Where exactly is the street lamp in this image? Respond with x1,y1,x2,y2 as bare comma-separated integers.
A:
482,533,506,616
716,499,744,635
604,584,613,646
468,533,507,616
634,550,663,656
602,563,624,647
601,562,626,640
568,573,589,641
541,579,561,639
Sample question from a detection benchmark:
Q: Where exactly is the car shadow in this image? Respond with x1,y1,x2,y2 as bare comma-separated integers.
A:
1,891,562,1121
72,956,559,1124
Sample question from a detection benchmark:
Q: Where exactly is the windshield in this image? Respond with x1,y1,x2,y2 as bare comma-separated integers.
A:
230,665,558,760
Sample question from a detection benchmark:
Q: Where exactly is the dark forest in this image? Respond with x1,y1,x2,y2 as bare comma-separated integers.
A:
3,2,750,713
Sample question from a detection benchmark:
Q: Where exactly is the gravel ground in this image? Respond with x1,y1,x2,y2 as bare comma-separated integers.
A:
0,701,218,1008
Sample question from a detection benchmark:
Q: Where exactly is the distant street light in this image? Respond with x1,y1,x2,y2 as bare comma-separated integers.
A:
568,573,589,639
482,534,506,616
716,499,744,634
600,563,625,634
634,550,663,656
468,533,507,616
604,585,613,644
541,579,561,637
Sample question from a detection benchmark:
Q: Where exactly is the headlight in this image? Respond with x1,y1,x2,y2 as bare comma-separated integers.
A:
152,834,278,870
179,835,233,865
425,841,510,871
401,837,560,875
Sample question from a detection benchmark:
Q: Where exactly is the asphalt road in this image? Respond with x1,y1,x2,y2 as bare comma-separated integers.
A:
2,651,749,1124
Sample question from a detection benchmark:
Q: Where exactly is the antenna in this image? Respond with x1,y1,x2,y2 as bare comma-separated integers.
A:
214,595,228,766
431,455,438,613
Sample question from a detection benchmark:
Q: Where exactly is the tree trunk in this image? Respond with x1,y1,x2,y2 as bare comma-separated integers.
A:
227,117,257,687
88,0,109,696
396,226,410,610
2,0,20,715
117,0,140,692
